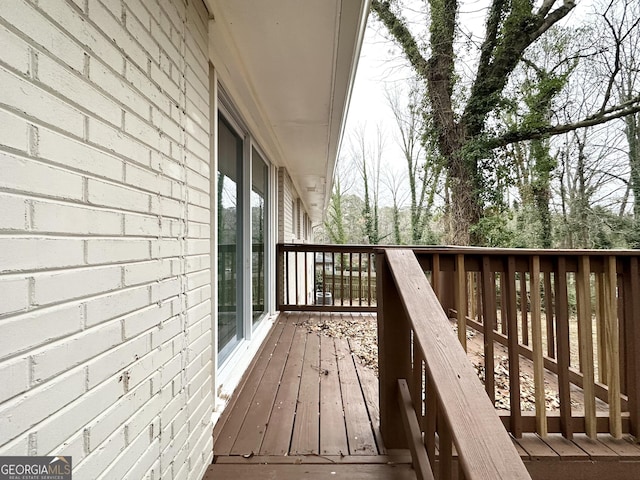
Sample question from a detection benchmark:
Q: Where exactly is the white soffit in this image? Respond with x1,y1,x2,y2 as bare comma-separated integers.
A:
207,0,369,223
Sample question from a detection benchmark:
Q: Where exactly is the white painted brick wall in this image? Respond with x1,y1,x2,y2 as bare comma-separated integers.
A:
0,1,213,480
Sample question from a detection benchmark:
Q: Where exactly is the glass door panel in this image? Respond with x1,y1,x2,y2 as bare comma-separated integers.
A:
251,149,268,323
217,116,243,360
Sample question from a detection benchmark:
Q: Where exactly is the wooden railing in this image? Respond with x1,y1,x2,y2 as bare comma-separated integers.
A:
410,247,640,440
378,249,531,480
276,244,377,312
276,243,640,443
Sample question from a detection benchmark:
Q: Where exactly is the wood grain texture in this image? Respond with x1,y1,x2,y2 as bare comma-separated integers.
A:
384,249,531,479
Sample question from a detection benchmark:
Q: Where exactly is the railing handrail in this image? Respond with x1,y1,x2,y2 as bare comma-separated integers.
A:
381,249,531,480
282,242,640,256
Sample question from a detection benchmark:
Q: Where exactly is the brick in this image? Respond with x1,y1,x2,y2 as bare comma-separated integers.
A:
0,303,83,360
122,303,171,339
125,10,160,63
32,201,122,235
86,239,150,264
128,344,173,391
0,238,84,273
125,60,170,115
124,213,161,237
37,54,121,127
152,195,184,218
89,60,149,119
185,167,209,193
187,204,209,224
0,66,84,137
151,238,182,259
119,437,160,480
0,23,29,74
150,277,180,303
33,264,122,306
149,57,181,104
75,426,126,479
0,277,29,316
151,105,183,143
185,114,209,148
0,152,84,201
38,127,124,181
186,239,208,256
85,285,150,328
126,163,172,196
0,356,30,404
37,0,122,71
0,368,85,445
87,0,147,71
86,333,150,389
31,319,122,383
88,178,150,213
0,193,27,231
32,374,122,456
88,119,150,168
123,259,172,286
0,107,29,152
125,0,152,30
0,0,85,72
124,112,171,155
0,435,29,456
151,314,182,349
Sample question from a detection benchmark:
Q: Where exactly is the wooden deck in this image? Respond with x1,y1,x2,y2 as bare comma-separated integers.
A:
205,312,640,480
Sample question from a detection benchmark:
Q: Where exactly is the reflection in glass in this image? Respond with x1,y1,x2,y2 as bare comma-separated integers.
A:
252,149,268,323
217,117,242,359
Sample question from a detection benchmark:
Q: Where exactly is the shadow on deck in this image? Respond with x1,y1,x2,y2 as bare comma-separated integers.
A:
205,312,640,479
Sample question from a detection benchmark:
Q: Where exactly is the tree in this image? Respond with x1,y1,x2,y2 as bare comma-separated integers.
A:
352,125,384,244
371,0,640,245
387,83,443,244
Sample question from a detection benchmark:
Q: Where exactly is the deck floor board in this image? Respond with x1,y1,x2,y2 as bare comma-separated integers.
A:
211,312,640,480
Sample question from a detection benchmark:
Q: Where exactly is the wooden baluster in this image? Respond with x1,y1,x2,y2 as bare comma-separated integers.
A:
469,272,477,322
359,253,363,307
349,252,353,306
595,272,607,385
368,252,373,306
500,272,507,335
332,252,336,306
304,251,309,305
530,256,547,436
481,256,496,405
455,254,467,352
294,250,299,304
544,271,555,359
623,257,640,437
432,253,441,301
520,272,529,346
438,409,453,480
554,256,573,439
412,337,422,421
476,271,483,324
604,256,622,438
425,372,436,469
576,255,596,438
506,256,522,437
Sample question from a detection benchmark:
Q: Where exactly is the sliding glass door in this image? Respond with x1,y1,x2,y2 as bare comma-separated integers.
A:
217,111,271,364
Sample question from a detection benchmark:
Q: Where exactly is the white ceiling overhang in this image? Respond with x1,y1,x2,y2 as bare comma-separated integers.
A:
206,0,369,223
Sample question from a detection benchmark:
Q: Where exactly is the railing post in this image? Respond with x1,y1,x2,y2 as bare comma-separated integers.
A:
377,249,411,448
276,244,284,310
623,256,640,437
